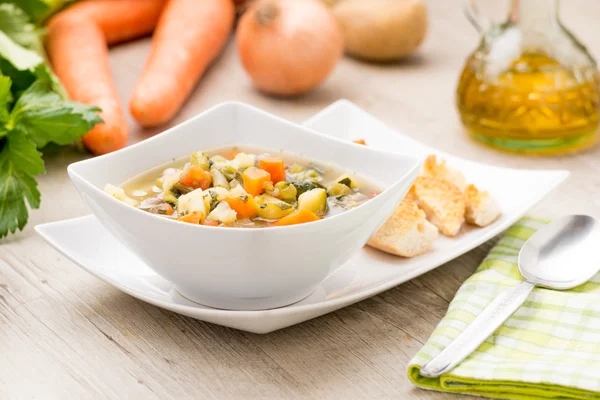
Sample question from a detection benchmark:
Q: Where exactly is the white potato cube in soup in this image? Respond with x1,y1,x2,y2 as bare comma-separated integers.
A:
177,189,207,216
207,201,237,225
233,152,255,169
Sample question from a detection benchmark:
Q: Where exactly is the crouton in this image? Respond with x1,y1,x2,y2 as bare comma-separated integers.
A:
411,176,465,237
368,198,438,257
464,184,501,227
421,155,466,191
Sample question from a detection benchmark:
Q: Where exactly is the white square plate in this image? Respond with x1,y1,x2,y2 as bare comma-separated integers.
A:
36,100,568,333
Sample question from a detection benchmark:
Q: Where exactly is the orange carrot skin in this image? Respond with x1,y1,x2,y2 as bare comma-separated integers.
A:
46,0,167,155
130,0,235,127
46,19,127,155
50,0,167,45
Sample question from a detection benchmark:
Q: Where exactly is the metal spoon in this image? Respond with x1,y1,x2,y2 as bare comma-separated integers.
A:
420,215,600,378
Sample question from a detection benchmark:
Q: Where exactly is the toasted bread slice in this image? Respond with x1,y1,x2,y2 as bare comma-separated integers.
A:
421,155,466,191
464,184,501,227
411,176,465,237
368,198,438,257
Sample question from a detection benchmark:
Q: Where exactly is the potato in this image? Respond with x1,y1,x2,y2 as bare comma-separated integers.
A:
333,0,427,62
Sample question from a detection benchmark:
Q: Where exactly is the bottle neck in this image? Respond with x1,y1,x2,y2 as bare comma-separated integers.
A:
509,0,559,30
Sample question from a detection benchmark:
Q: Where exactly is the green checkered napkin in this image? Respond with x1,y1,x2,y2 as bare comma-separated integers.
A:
408,218,600,400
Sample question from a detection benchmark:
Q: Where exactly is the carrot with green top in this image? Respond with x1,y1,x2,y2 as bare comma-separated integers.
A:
130,0,236,127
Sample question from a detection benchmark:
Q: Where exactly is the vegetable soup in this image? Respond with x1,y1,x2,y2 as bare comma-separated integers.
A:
104,147,380,228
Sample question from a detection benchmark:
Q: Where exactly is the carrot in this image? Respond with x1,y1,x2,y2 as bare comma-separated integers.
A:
276,210,321,226
259,157,286,184
353,139,367,145
50,0,167,46
46,19,127,155
129,0,235,127
177,211,205,224
203,220,219,227
242,167,271,196
179,166,212,190
224,196,258,218
46,0,167,155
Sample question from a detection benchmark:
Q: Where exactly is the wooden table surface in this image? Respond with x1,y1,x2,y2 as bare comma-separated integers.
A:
2,1,599,399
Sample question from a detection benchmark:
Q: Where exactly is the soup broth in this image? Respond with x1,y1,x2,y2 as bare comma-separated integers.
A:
105,146,381,228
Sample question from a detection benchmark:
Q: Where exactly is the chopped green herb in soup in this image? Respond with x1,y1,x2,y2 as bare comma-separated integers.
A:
104,147,379,227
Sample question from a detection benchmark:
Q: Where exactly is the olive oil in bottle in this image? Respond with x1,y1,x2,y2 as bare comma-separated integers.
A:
457,0,600,155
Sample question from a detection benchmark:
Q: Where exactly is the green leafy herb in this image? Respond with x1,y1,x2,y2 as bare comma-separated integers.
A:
11,80,102,147
0,0,73,23
0,6,103,238
0,131,44,236
0,4,43,53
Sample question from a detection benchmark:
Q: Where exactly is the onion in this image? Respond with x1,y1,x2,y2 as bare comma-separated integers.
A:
236,0,343,96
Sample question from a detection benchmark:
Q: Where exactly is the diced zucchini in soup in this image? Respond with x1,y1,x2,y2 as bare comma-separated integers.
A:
113,146,378,228
334,174,359,189
298,188,328,216
255,195,295,220
191,152,210,170
220,165,239,180
275,181,297,202
327,183,353,197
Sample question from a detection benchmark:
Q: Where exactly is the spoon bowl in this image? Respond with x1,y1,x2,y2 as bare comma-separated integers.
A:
519,215,600,289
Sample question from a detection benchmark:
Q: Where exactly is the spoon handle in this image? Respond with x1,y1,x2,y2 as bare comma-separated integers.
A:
420,280,535,378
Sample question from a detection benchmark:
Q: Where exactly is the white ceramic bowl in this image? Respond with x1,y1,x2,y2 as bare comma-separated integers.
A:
68,102,420,310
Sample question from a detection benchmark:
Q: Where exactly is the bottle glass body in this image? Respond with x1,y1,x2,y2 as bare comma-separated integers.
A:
457,0,600,155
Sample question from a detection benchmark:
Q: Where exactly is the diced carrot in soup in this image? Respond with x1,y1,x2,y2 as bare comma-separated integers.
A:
225,195,259,218
203,220,219,227
276,209,321,226
180,165,212,189
242,167,271,196
177,211,205,224
259,157,286,183
353,139,366,145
